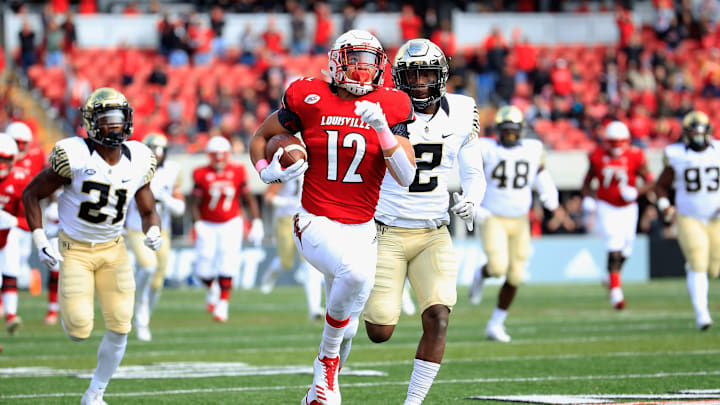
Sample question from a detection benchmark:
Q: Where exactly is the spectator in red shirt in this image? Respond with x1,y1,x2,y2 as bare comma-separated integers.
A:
261,16,285,55
514,36,537,74
189,18,213,65
313,2,333,55
615,5,635,48
51,0,69,14
124,1,141,15
629,105,652,144
78,0,97,14
399,4,422,42
551,59,573,96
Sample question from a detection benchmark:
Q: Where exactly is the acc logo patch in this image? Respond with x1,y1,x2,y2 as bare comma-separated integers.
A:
304,94,321,104
85,169,96,175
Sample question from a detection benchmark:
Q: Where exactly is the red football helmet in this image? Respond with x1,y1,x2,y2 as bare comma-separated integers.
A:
604,121,630,157
0,133,18,180
328,30,387,96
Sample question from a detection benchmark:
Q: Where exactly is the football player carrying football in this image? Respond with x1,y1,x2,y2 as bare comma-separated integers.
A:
250,29,416,405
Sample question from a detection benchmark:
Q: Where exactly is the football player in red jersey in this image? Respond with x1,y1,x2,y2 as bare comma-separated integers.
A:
6,122,48,321
581,121,654,309
250,29,416,405
190,136,263,323
0,133,32,336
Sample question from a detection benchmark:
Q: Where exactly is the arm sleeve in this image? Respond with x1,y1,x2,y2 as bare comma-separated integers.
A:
458,131,486,206
49,144,71,179
533,169,559,211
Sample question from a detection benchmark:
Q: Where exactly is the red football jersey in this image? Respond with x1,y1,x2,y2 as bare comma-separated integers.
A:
0,169,31,248
281,77,414,224
16,146,46,178
588,145,647,207
192,162,249,223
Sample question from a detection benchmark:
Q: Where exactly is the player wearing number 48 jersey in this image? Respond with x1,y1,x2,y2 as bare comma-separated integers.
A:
581,121,653,310
22,87,161,405
467,105,564,343
190,136,263,324
656,111,719,330
250,29,416,405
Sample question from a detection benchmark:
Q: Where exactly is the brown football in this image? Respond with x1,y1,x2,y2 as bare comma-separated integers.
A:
265,134,307,168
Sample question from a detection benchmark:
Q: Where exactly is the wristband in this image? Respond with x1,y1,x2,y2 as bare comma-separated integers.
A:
377,126,399,150
255,159,269,173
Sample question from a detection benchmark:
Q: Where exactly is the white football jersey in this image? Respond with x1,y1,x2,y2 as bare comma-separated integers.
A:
479,137,544,218
126,160,182,232
375,94,480,228
274,176,303,218
49,137,156,243
664,141,720,220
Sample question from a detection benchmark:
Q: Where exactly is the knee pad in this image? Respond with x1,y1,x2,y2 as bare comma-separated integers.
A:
62,317,92,341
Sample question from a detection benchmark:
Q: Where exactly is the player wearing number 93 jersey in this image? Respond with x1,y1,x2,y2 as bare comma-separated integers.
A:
250,29,416,405
581,121,653,310
656,111,720,330
22,87,161,404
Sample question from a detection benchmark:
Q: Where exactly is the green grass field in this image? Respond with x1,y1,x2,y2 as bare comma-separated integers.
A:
1,279,719,404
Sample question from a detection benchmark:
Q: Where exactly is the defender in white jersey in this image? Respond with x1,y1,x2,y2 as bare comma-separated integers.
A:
468,105,563,343
363,39,486,405
656,111,719,330
126,133,185,341
22,88,161,405
259,176,324,321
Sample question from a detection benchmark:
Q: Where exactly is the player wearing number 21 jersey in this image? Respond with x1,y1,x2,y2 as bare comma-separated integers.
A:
22,87,161,404
190,136,263,324
581,121,653,310
250,29,416,405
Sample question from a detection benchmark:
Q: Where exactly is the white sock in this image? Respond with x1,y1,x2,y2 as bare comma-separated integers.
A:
134,267,153,307
687,271,709,315
2,291,17,316
319,317,347,359
148,288,162,315
302,262,323,315
405,358,441,405
338,337,353,367
89,330,128,394
48,302,59,312
489,307,508,326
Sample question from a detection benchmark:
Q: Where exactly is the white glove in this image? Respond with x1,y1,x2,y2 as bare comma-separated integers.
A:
0,210,18,230
144,225,162,251
32,229,63,270
259,147,308,184
620,185,638,202
247,218,264,246
582,196,597,213
474,206,491,225
451,192,474,231
354,100,389,132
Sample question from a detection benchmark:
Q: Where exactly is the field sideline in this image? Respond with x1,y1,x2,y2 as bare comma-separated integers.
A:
1,279,719,404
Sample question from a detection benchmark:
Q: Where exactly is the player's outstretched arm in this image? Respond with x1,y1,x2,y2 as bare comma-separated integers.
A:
533,166,560,212
635,163,655,197
135,183,162,250
22,168,68,269
655,165,676,222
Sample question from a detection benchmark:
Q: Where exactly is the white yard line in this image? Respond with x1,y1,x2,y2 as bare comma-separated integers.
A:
0,332,710,362
2,370,719,400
